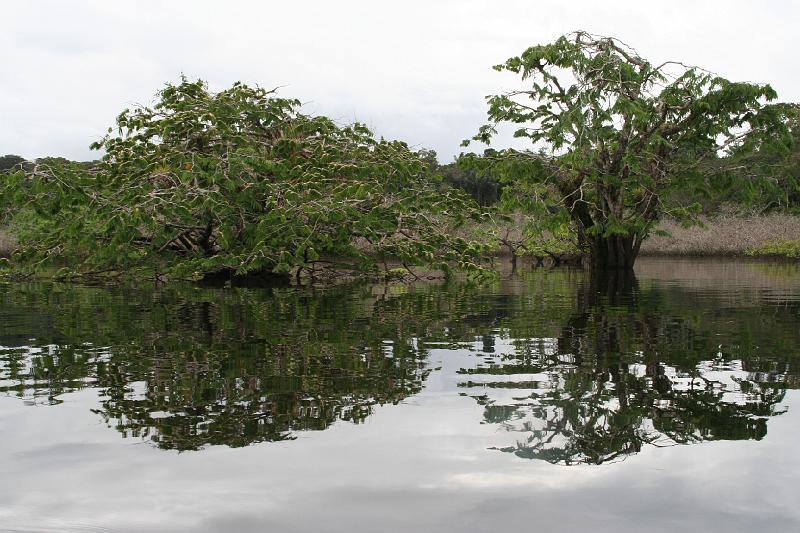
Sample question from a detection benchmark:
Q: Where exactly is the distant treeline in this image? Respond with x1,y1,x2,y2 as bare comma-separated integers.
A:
0,154,99,172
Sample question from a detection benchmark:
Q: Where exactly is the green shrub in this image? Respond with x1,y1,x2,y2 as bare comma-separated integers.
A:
746,239,800,258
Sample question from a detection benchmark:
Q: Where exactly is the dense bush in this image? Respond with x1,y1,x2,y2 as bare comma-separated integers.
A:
1,79,487,281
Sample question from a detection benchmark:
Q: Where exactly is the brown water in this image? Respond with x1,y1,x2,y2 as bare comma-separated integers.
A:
1,258,799,532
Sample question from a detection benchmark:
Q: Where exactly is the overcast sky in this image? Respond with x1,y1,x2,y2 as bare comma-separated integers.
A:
2,0,798,163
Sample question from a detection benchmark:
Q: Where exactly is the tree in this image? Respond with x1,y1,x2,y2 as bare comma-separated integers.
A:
2,79,486,281
468,31,790,270
0,154,26,172
719,103,800,212
440,154,504,207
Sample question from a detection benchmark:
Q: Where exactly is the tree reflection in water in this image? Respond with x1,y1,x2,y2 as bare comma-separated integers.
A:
0,284,444,450
459,272,795,464
1,267,799,461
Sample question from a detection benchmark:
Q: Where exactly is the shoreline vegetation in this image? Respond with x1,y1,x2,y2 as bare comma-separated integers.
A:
3,214,799,265
2,32,799,281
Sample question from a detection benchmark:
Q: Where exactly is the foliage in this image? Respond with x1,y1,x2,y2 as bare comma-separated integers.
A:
461,151,579,258
468,31,791,269
414,149,504,207
746,238,800,259
0,154,26,172
1,79,488,281
713,103,800,213
439,154,504,206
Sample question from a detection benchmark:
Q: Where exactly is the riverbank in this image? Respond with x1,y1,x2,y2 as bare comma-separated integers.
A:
639,213,800,257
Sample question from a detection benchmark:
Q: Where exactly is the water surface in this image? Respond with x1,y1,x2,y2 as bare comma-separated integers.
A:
1,258,799,532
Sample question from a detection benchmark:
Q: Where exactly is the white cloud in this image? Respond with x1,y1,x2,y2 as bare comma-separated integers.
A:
1,0,797,162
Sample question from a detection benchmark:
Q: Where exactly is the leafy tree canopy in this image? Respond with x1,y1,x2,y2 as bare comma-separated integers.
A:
2,79,487,281
716,103,800,212
467,31,792,269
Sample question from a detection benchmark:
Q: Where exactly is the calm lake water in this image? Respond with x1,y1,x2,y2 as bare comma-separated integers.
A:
1,258,799,532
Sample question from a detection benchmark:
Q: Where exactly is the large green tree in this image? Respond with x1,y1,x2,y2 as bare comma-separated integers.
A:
2,79,486,281
469,31,791,270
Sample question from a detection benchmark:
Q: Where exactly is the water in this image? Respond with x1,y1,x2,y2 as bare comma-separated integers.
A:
1,258,799,532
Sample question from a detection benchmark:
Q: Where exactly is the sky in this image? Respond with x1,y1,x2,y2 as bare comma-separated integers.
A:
2,0,798,163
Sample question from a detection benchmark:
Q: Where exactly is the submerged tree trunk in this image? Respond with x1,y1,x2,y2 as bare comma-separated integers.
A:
588,235,638,271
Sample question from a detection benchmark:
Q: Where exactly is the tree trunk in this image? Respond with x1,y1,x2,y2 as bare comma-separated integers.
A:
589,234,637,271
